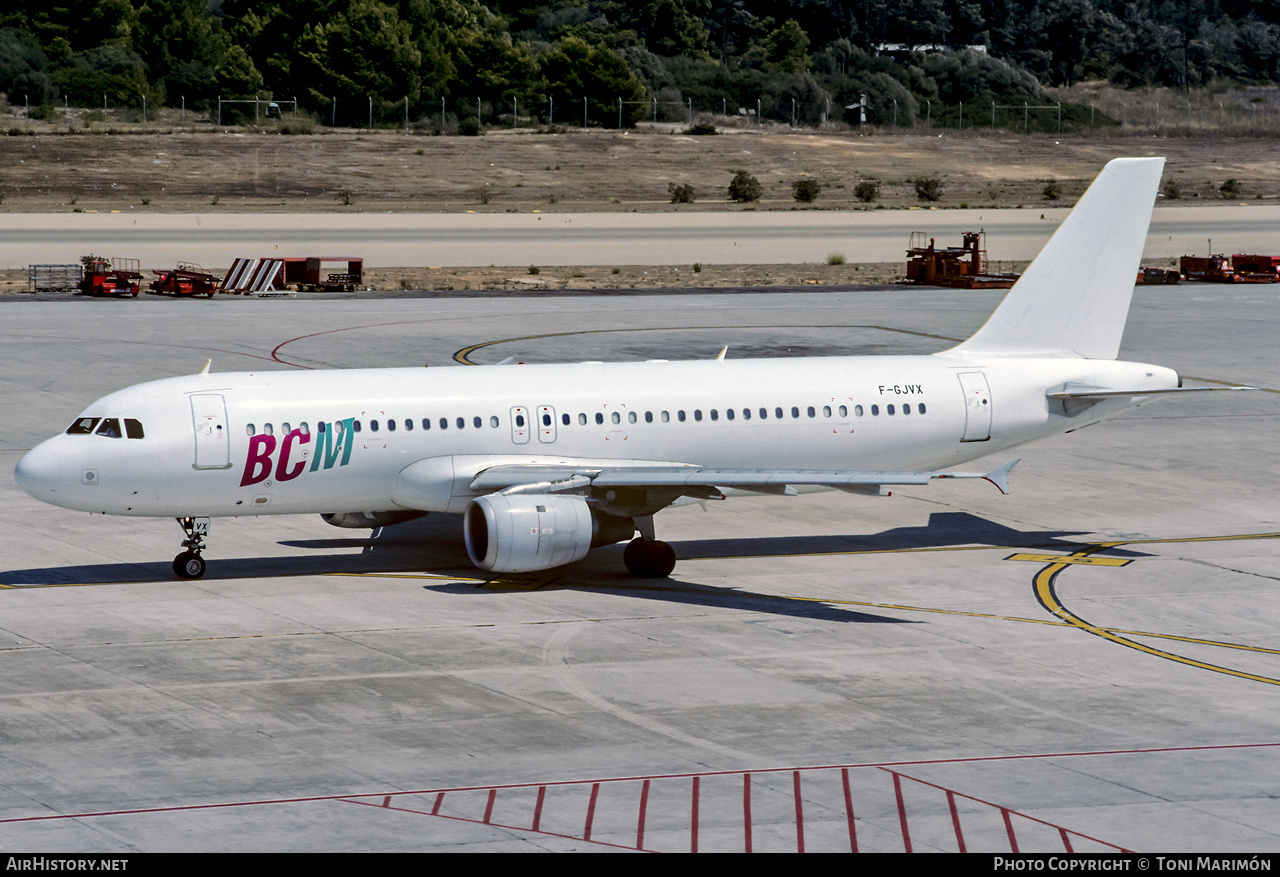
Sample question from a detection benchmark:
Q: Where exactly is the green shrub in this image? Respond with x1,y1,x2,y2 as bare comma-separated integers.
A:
458,116,483,136
791,179,821,203
686,122,717,135
912,175,943,202
1043,180,1062,201
1162,179,1182,200
826,253,846,265
668,182,696,203
728,170,762,202
854,180,880,202
1220,178,1241,199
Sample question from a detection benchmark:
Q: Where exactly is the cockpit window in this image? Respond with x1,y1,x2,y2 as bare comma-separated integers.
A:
95,418,122,438
124,418,145,439
66,417,100,435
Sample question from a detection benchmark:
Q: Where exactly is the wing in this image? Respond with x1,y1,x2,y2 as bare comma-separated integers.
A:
466,459,1019,517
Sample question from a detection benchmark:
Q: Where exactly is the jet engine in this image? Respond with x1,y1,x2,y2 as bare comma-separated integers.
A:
464,493,635,573
321,510,428,529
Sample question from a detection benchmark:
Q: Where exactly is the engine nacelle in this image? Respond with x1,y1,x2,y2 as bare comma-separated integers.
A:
321,510,428,529
464,493,634,573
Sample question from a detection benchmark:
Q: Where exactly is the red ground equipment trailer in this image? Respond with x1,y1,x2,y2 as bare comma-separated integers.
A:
80,258,142,297
905,231,1020,288
1231,254,1280,282
279,257,364,291
150,263,220,297
1180,254,1280,283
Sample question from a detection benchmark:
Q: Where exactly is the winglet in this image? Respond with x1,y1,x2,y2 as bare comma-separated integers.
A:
199,359,212,375
716,347,728,361
982,459,1019,495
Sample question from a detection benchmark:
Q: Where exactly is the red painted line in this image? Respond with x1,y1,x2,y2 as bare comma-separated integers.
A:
5,741,1276,828
342,796,643,852
1060,827,1074,853
892,771,912,853
948,789,966,853
841,768,858,853
880,766,1128,853
431,792,444,815
743,773,753,854
533,786,545,833
584,783,599,841
381,795,391,808
691,776,700,854
793,771,805,853
636,779,650,851
483,788,496,824
1003,808,1019,853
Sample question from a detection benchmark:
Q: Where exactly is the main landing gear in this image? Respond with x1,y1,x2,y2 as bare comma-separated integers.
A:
173,516,210,579
621,516,676,578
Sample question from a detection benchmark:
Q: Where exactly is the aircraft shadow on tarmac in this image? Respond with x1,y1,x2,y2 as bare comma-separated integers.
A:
0,512,1148,625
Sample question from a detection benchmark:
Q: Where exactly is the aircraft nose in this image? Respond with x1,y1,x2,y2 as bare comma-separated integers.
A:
15,441,63,502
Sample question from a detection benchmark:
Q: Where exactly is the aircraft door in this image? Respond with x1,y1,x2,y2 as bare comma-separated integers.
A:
537,406,558,443
190,394,231,469
510,406,530,444
957,371,992,442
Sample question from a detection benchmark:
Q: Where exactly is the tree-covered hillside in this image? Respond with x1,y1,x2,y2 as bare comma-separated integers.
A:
1,0,1278,128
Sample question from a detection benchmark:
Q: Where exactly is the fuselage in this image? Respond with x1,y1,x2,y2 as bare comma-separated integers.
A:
16,352,1179,519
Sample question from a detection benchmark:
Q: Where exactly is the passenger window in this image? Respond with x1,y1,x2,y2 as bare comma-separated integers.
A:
678,410,686,422
516,414,525,427
578,413,587,425
352,421,361,432
457,417,465,429
645,411,653,423
542,413,551,426
710,409,719,421
562,413,570,426
595,413,604,425
903,404,911,415
386,419,395,431
246,423,255,437
838,405,847,417
661,411,670,423
807,407,816,418
473,416,481,428
871,405,879,416
439,418,448,430
628,411,637,424
282,422,291,434
694,410,702,422
791,407,800,418
774,407,782,419
725,409,733,421
422,418,431,430
300,422,310,434
264,423,274,436
919,403,927,414
492,416,501,428
823,406,831,418
855,405,863,417
96,418,122,438
611,412,620,424
887,404,895,415
371,420,380,432
124,418,145,439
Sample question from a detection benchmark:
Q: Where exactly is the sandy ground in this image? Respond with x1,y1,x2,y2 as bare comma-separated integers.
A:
0,127,1265,292
2,127,1278,215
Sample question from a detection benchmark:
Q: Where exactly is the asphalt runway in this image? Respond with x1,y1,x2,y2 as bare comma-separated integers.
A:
2,205,1278,269
1,285,1278,852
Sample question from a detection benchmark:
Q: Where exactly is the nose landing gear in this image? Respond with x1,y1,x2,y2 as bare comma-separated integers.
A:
173,516,210,579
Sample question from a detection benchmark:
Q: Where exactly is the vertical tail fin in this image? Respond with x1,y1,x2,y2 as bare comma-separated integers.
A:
948,157,1165,360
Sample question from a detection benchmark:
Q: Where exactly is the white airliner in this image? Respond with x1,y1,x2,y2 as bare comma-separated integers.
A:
15,157,1241,581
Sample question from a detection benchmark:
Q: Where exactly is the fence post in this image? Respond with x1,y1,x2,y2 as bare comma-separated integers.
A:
618,97,622,129
583,96,587,129
958,100,962,131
